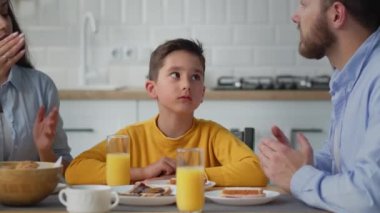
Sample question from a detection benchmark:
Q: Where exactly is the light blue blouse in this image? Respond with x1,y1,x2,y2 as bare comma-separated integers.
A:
0,65,72,163
290,27,380,212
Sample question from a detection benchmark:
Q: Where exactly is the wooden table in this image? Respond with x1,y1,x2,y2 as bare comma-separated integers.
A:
0,186,328,213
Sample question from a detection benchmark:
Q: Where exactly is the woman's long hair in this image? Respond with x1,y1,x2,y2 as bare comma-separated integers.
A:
8,0,34,69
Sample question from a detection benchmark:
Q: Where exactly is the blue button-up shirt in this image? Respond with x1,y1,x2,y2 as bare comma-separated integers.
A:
290,27,380,212
0,65,72,163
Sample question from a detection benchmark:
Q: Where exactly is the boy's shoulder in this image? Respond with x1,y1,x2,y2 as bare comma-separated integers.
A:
195,118,241,142
195,118,229,132
115,117,156,135
128,118,155,129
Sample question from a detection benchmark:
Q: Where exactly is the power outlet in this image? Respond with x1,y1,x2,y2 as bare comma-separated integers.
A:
110,46,137,61
123,46,136,60
111,47,123,60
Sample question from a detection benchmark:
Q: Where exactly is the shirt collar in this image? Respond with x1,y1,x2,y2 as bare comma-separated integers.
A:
153,114,197,140
330,27,380,95
6,65,24,91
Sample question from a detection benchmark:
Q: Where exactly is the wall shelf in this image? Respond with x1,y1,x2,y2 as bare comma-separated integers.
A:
59,89,330,101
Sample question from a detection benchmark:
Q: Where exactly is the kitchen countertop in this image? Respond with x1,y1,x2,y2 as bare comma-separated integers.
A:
59,89,330,101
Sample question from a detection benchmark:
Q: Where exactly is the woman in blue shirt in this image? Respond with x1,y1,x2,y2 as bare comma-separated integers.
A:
258,0,380,212
0,0,72,170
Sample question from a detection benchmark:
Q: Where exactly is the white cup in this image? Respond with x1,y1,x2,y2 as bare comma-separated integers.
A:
58,185,119,213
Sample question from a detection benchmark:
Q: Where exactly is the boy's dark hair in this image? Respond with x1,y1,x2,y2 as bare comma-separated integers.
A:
8,0,34,69
322,0,380,31
148,38,205,81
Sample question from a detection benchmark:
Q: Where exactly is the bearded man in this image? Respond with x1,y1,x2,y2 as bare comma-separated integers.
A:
258,0,380,212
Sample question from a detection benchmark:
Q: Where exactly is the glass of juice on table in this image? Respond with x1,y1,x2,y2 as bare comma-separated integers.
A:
176,148,205,213
106,134,130,186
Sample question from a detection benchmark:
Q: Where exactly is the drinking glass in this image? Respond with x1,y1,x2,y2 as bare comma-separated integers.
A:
106,134,130,186
176,148,205,213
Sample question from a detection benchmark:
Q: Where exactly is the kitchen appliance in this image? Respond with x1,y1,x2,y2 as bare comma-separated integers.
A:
309,75,330,90
241,77,274,90
214,75,330,90
216,76,241,90
230,127,255,150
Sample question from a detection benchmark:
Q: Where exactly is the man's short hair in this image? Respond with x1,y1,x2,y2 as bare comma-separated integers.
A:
323,0,380,31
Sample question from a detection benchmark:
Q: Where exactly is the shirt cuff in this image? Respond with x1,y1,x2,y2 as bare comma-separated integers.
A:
290,165,318,195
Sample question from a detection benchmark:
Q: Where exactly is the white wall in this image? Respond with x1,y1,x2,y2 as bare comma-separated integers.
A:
13,0,332,89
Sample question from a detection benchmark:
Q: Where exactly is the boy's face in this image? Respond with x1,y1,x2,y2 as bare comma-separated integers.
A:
146,50,205,115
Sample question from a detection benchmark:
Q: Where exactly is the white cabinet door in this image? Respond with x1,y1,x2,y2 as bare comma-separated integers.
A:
137,100,331,151
196,100,331,150
137,100,158,121
60,100,137,157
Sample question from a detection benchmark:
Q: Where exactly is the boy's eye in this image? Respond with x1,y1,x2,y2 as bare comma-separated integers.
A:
169,72,180,79
192,74,202,81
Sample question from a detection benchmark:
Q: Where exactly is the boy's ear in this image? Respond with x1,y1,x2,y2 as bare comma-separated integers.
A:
145,80,157,99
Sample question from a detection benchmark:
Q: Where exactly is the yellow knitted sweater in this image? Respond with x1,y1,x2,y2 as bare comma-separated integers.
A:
65,116,268,187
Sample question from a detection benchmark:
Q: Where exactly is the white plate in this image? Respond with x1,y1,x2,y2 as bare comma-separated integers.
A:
205,187,280,206
53,183,67,194
204,180,216,189
145,179,216,190
112,184,176,206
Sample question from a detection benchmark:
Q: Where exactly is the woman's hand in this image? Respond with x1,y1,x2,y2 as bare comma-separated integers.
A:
0,32,25,82
33,106,59,154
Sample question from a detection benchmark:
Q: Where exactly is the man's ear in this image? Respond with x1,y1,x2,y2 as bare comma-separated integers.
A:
145,80,157,99
328,1,347,29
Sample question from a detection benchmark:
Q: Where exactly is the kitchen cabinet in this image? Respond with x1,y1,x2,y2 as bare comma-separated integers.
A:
60,100,137,157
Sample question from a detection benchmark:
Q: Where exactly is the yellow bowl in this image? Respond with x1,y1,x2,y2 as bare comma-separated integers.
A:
0,161,62,206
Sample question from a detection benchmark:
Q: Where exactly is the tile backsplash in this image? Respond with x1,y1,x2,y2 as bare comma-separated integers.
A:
13,0,331,89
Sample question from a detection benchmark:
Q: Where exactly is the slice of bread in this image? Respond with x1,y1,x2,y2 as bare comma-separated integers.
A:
221,188,265,198
169,177,176,185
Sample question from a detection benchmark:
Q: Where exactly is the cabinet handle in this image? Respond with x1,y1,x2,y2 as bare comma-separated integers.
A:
64,128,94,132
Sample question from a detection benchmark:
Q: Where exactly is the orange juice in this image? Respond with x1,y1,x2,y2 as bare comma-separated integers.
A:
106,153,130,186
176,166,204,212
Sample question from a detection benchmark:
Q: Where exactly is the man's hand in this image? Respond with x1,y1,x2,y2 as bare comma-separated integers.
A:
33,106,59,153
258,125,314,192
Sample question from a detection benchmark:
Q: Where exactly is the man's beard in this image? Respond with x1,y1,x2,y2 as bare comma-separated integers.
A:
298,15,335,59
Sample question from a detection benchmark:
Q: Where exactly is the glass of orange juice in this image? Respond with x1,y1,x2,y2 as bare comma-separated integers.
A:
176,148,204,213
106,134,130,186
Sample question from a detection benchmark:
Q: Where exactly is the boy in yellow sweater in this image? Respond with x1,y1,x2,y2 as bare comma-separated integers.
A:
65,39,267,187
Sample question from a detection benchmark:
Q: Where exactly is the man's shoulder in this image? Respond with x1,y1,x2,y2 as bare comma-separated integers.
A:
361,49,380,87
